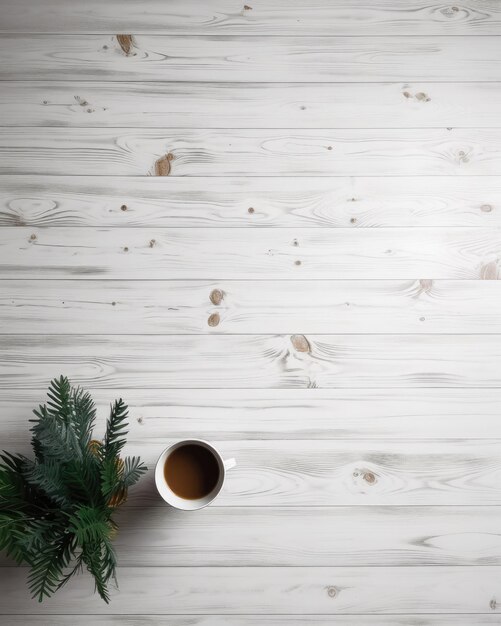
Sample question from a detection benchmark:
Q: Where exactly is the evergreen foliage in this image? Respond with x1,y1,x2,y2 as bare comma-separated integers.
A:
0,376,147,603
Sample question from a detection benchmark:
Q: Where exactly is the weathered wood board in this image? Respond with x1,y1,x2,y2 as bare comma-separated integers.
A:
2,36,501,82
3,128,501,176
2,333,501,389
3,227,501,279
1,176,500,228
3,82,501,129
3,388,501,440
0,566,499,614
3,279,501,334
3,0,501,35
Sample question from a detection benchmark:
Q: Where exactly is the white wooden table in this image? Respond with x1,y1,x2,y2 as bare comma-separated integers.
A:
1,1,501,623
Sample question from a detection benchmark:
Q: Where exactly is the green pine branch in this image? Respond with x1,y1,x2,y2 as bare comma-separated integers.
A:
0,376,147,603
103,399,129,461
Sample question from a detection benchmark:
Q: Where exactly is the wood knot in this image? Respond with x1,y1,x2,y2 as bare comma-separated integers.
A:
327,586,338,598
208,312,220,327
441,5,460,15
480,260,499,280
418,279,433,294
149,239,156,248
116,34,135,56
29,233,37,242
154,153,174,176
137,416,144,424
123,246,129,252
209,289,224,305
490,598,497,610
121,204,128,211
243,4,252,9
363,471,377,484
248,207,255,214
291,334,310,353
294,260,302,266
481,204,493,213
403,90,430,102
353,468,378,486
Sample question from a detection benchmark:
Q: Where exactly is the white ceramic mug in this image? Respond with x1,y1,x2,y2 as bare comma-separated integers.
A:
155,439,236,511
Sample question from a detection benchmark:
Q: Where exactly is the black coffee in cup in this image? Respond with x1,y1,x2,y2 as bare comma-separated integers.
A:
164,442,220,500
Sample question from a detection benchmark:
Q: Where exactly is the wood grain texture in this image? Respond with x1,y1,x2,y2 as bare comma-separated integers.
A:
2,334,501,390
2,36,501,82
55,505,501,566
4,618,501,626
2,0,501,620
2,436,501,506
5,82,501,129
3,226,501,280
5,128,501,176
2,506,501,567
77,438,501,506
0,566,499,614
4,279,501,334
2,0,501,35
2,176,501,228
3,388,501,441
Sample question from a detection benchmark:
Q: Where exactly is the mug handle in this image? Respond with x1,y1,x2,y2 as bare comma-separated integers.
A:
224,457,236,471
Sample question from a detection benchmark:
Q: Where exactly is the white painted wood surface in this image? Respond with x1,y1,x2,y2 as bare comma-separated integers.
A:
2,35,501,82
2,176,500,228
4,128,501,176
1,1,500,623
4,619,501,626
3,227,501,279
4,279,501,334
2,0,501,35
0,566,499,614
3,334,501,388
4,82,501,129
3,505,501,567
3,388,501,439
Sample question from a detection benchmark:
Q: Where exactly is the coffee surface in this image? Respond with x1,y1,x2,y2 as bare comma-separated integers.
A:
165,443,220,500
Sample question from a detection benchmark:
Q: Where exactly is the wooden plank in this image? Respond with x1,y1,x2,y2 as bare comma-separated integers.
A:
4,279,501,334
1,334,501,391
2,388,501,441
0,566,498,614
2,227,501,280
75,438,501,506
4,618,501,626
2,36,501,82
3,128,501,177
53,506,501,567
2,435,501,506
87,506,501,567
3,619,501,626
5,82,501,129
2,0,501,35
2,176,501,228
4,506,500,567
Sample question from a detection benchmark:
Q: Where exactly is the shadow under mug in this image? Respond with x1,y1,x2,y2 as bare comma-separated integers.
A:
155,439,236,511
